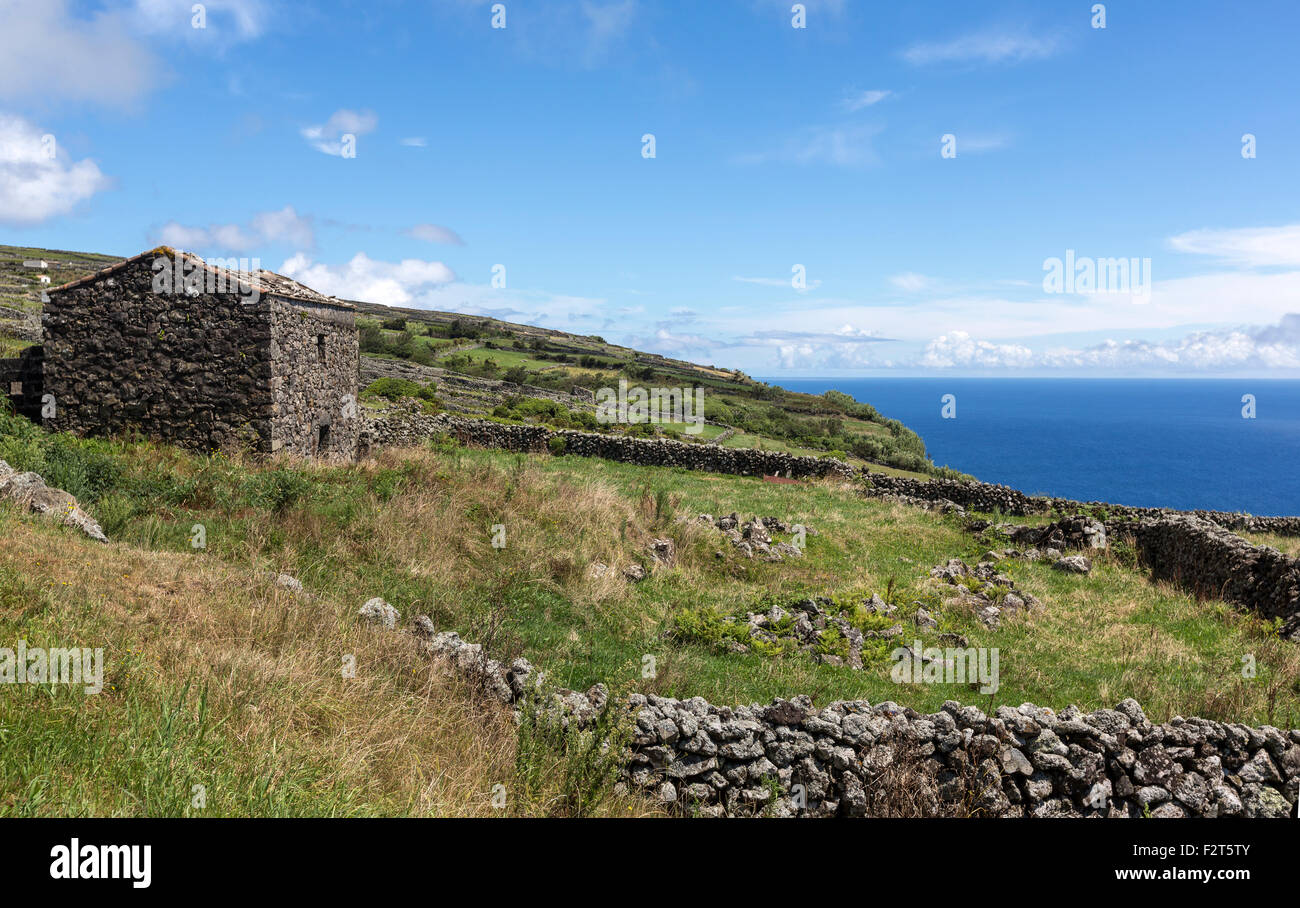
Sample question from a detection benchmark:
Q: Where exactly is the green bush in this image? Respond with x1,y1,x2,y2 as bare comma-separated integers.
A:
243,469,311,514
0,408,124,503
362,378,440,412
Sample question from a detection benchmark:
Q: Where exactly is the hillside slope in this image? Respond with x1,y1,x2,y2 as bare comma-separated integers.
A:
0,244,961,478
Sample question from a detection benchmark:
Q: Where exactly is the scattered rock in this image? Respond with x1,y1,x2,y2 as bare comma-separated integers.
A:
648,538,676,566
359,597,399,629
1054,555,1092,575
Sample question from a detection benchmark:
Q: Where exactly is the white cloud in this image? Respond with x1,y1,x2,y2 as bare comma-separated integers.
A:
920,331,1035,369
0,0,159,109
278,249,612,329
400,137,428,147
406,223,465,245
913,315,1300,372
630,328,720,358
889,272,934,292
0,113,110,224
841,89,892,111
301,109,378,156
1168,224,1300,268
903,30,1058,66
1039,317,1300,371
279,252,457,306
155,205,315,252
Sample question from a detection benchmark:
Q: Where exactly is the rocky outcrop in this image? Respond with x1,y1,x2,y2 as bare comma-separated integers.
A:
983,515,1108,551
928,558,1041,630
0,458,107,542
686,512,808,561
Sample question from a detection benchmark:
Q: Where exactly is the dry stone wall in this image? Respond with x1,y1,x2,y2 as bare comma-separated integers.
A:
412,624,1299,818
361,407,855,480
1109,515,1300,640
863,472,1300,534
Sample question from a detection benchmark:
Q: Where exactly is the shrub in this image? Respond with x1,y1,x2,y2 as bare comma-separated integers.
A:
362,377,439,410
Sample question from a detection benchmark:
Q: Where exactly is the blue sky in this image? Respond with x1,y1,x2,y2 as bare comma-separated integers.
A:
3,0,1300,376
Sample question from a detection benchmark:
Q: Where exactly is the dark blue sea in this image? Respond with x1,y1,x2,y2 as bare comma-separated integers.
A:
765,378,1300,516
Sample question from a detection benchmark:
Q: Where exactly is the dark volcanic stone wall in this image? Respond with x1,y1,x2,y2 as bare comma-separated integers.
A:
270,298,359,458
864,472,1300,534
0,345,43,420
361,408,855,480
420,628,1299,818
1110,515,1300,639
43,257,275,453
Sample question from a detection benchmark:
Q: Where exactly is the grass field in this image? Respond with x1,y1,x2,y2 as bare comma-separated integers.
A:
1241,532,1300,557
3,410,1296,732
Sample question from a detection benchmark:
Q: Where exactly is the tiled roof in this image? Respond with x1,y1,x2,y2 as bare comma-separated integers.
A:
47,247,352,309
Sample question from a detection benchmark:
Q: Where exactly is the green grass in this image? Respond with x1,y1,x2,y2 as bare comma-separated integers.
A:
3,407,1295,731
1241,532,1300,557
441,347,555,371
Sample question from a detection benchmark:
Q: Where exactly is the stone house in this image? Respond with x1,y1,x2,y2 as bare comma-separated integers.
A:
40,247,359,458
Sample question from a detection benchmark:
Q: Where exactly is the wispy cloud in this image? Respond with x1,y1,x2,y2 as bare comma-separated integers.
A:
130,0,269,41
734,123,883,168
1168,224,1300,268
955,133,1010,153
889,272,935,292
155,205,315,252
903,30,1059,66
840,89,892,111
405,223,465,245
400,137,428,147
733,275,823,291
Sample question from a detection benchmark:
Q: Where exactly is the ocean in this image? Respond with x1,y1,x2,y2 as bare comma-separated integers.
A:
765,378,1300,516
